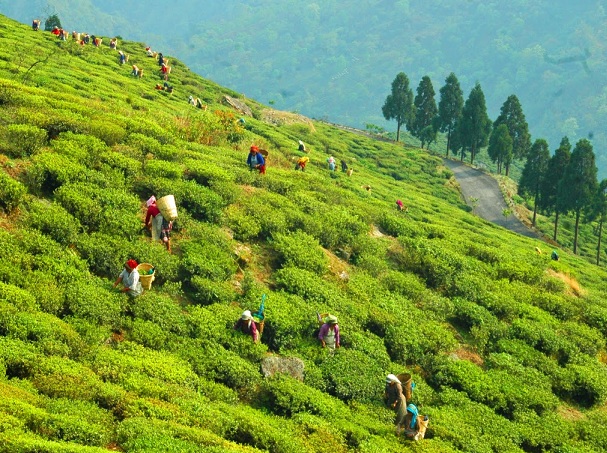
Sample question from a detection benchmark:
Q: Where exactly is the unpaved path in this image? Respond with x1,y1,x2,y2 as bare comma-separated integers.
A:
443,159,539,239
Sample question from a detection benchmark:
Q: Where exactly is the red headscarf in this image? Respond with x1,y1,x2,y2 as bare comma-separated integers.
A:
250,145,259,152
126,259,138,270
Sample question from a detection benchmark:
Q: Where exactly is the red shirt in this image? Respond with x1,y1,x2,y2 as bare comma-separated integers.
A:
145,204,161,225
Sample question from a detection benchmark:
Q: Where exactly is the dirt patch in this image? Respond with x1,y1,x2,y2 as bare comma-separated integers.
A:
370,225,385,238
324,248,350,280
450,347,484,366
557,405,585,422
546,269,584,297
261,108,316,131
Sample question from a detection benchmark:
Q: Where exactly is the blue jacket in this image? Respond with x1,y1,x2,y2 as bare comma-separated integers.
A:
247,152,265,168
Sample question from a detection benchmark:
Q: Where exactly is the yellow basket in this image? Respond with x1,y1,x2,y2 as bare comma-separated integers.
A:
156,195,178,221
137,263,155,290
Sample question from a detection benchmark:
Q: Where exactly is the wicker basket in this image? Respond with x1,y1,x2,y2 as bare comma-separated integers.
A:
156,195,178,221
397,373,413,401
137,263,155,290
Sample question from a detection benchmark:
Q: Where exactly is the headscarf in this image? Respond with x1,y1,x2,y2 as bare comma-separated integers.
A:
386,373,401,384
146,195,156,207
241,310,253,320
126,259,138,270
407,404,419,428
250,146,259,153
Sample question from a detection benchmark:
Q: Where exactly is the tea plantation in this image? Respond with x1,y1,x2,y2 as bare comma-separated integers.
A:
1,14,607,453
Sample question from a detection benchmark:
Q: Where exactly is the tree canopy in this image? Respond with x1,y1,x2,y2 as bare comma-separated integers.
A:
381,72,414,142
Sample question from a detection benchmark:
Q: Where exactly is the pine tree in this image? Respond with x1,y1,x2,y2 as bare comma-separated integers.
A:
382,72,414,142
519,139,550,226
44,14,62,32
437,73,464,158
493,95,531,176
557,138,598,254
458,83,491,164
411,76,438,149
588,180,607,265
487,124,512,175
541,137,571,241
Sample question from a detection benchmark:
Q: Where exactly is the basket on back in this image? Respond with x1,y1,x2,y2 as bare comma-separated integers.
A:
156,195,178,221
136,263,155,290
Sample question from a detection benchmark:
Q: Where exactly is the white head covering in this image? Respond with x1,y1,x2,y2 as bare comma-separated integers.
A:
241,310,252,320
299,140,304,145
386,374,401,384
146,195,156,207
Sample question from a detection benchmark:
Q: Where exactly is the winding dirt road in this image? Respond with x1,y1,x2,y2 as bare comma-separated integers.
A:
443,159,539,239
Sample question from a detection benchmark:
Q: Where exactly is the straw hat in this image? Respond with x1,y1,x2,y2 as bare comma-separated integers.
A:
324,315,338,325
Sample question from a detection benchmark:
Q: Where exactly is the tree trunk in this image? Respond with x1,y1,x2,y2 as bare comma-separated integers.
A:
532,195,538,226
597,219,603,266
573,209,581,254
446,128,451,157
396,123,401,142
505,164,510,177
470,146,475,165
553,211,559,241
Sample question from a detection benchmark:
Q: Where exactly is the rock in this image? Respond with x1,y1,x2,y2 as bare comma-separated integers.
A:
260,356,305,381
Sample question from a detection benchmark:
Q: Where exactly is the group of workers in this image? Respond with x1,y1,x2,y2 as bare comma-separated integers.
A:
385,374,428,440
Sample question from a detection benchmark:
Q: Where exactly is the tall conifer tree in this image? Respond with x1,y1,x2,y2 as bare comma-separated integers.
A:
493,95,531,176
438,73,464,157
557,138,598,254
458,83,491,164
541,137,571,241
519,139,550,226
412,76,438,149
382,72,414,142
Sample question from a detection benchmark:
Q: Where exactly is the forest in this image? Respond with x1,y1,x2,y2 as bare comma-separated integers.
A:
2,12,607,453
1,0,606,178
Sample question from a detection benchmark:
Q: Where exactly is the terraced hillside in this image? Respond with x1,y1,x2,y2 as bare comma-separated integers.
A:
1,14,607,453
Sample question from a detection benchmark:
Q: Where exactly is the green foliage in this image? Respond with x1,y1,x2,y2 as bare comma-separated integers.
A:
3,124,46,157
24,200,81,246
0,171,27,212
271,231,328,274
1,13,607,452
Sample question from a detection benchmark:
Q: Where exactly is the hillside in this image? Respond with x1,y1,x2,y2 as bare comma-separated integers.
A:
2,0,606,178
2,14,607,453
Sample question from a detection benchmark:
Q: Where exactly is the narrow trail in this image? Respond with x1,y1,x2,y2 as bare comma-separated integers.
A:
442,159,540,239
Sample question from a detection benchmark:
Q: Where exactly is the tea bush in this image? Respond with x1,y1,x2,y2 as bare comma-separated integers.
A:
64,280,123,327
4,124,47,157
189,276,236,305
26,153,88,195
180,240,237,282
261,374,346,418
271,231,329,274
318,349,384,403
0,171,27,212
130,292,188,335
144,159,184,180
24,200,82,246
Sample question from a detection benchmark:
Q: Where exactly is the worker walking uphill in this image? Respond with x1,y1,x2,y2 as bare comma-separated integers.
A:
298,140,306,152
144,196,163,241
385,374,407,436
247,146,266,174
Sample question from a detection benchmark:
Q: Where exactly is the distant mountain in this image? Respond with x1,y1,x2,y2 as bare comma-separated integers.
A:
2,0,606,177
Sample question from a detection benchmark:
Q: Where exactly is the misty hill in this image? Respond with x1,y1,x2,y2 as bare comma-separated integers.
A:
2,0,606,178
2,12,607,453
